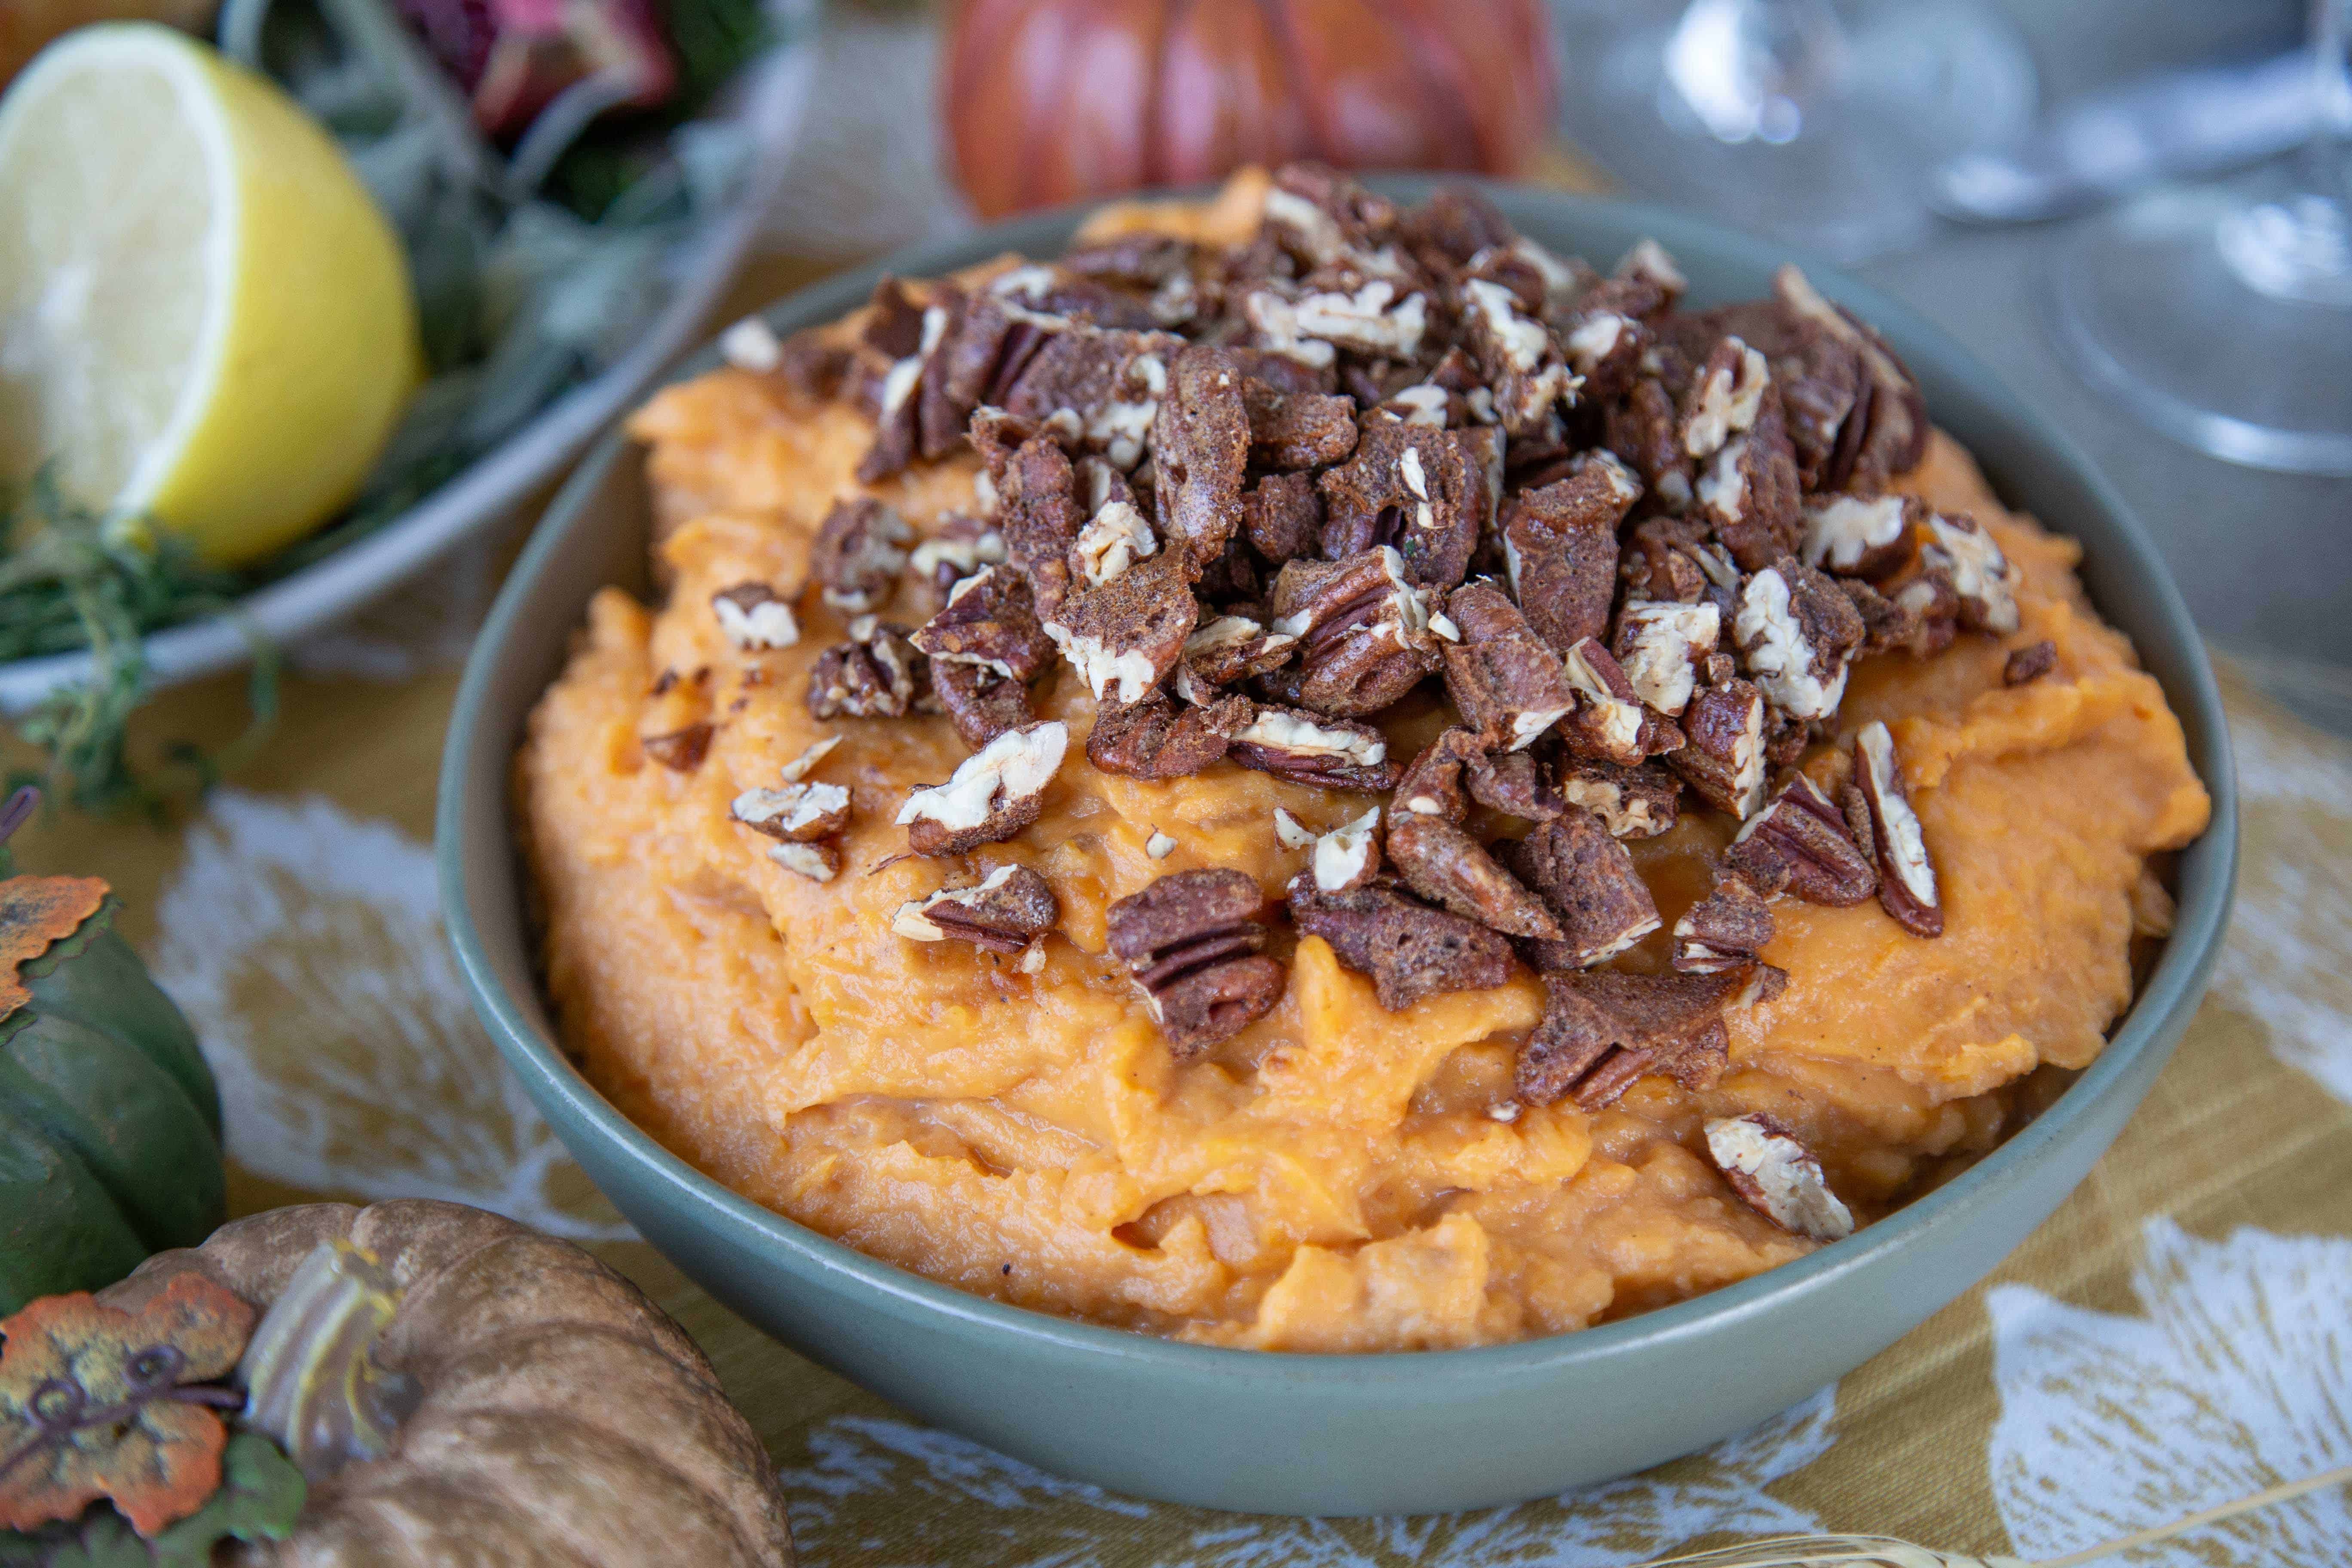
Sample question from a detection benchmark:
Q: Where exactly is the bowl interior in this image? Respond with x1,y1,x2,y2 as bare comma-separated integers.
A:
438,181,2239,1390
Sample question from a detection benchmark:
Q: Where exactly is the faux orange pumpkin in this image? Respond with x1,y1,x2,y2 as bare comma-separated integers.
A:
942,0,1558,218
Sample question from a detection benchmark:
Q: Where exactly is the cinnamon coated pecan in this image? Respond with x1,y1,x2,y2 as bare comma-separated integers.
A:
1107,869,1286,1056
1733,559,1865,723
1501,458,1641,653
808,618,925,720
1440,581,1577,751
1228,704,1400,791
1044,550,1198,704
1242,471,1324,564
1517,967,1769,1111
1087,691,1252,778
811,498,913,615
1559,638,1684,767
912,566,1054,683
1724,772,1876,905
891,864,1059,955
2003,639,2057,686
1466,747,1567,822
1691,387,1802,571
1501,809,1662,971
1289,882,1516,1011
1152,344,1253,572
896,721,1067,855
1275,805,1383,893
710,582,801,652
1266,546,1438,716
1613,598,1721,720
933,662,1032,747
1242,379,1360,470
1666,676,1768,818
1800,493,1918,580
1850,720,1942,937
1554,754,1682,838
1672,873,1776,973
1316,422,1485,590
1386,813,1562,940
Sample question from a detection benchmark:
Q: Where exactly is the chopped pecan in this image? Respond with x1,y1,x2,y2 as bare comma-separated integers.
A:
730,770,851,842
641,723,714,772
768,841,843,883
1180,614,1300,696
1242,471,1324,564
1560,638,1684,766
1393,727,1483,821
1289,882,1516,1011
994,433,1086,620
1501,809,1662,971
910,514,1008,603
891,864,1059,955
1839,573,1956,660
1242,379,1360,470
1851,720,1942,937
857,285,952,483
1733,560,1865,723
808,618,924,720
1672,873,1775,973
1107,869,1286,1056
1152,344,1253,572
934,662,1033,747
811,499,913,615
1556,298,1648,401
1800,493,1918,580
1061,232,1197,289
1772,265,1928,482
1222,346,1337,396
931,295,1054,441
1667,676,1768,818
1087,690,1252,778
1228,704,1400,791
1501,459,1641,653
1045,549,1198,704
1316,422,1485,590
1920,512,2020,634
1602,377,1693,508
1003,327,1182,471
1071,494,1159,588
1401,186,1520,271
1387,813,1562,940
1275,805,1383,893
1263,164,1405,271
1266,546,1439,716
1620,516,1739,612
1459,275,1579,435
1516,967,1761,1110
1725,771,1876,905
1702,292,1873,493
2004,639,2057,686
1440,581,1576,751
896,720,1068,855
1692,388,1803,571
1706,1114,1854,1241
912,565,1053,682
1246,279,1430,366
1611,238,1688,314
1554,754,1681,838
711,582,801,652
1466,747,1567,822
1679,337,1772,462
1613,599,1721,720
1372,382,1463,428
768,323,853,401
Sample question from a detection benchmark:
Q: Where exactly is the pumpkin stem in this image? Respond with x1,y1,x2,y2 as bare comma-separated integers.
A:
237,1240,421,1483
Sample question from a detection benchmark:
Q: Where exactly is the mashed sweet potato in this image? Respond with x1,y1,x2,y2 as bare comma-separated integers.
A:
515,205,2208,1352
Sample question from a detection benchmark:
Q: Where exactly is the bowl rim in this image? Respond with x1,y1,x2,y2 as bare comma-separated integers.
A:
439,179,2240,1381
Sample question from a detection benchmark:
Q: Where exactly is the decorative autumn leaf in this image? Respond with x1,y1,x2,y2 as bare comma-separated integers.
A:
0,877,107,1022
0,1436,303,1568
0,1276,255,1537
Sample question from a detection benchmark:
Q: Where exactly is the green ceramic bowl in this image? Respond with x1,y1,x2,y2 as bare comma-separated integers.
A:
438,181,2237,1517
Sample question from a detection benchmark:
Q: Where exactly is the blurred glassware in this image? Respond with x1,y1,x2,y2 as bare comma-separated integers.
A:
1554,0,2036,260
2046,0,2352,475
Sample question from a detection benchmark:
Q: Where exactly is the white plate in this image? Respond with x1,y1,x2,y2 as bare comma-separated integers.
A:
0,0,820,714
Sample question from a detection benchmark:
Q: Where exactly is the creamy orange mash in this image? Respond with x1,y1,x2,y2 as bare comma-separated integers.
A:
516,213,2209,1353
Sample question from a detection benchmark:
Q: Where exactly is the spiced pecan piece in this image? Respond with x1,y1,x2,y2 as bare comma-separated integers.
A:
1725,772,1876,905
1180,614,1300,697
1501,459,1642,653
1275,805,1383,893
1002,327,1182,471
1919,511,2020,634
856,284,953,484
1554,754,1681,838
1228,704,1400,791
1401,186,1521,272
1245,277,1431,368
808,618,924,720
1693,388,1803,572
1242,471,1324,564
1148,343,1253,573
1393,726,1484,821
1667,676,1768,818
711,582,801,652
809,499,913,615
1316,421,1485,590
1263,163,1405,269
1458,274,1580,435
1044,549,1198,704
910,514,1008,604
1440,580,1577,751
1679,337,1773,462
1087,691,1252,779
994,432,1086,621
1733,559,1866,723
2004,639,2057,686
1772,264,1928,482
1466,747,1567,823
1501,808,1663,971
934,662,1033,748
766,840,844,883
1560,638,1684,767
1840,573,1957,660
1241,379,1360,471
1851,720,1942,937
730,773,851,843
1266,546,1438,717
1800,493,1918,580
891,864,1060,955
641,723,714,772
1289,882,1516,1011
1706,1114,1854,1242
1070,484,1159,589
896,720,1068,855
930,294,1054,442
1387,812,1562,940
1614,599,1722,720
1673,873,1776,973
1107,869,1286,1056
1602,377,1694,511
1620,516,1740,612
1516,967,1765,1111
912,565,1053,683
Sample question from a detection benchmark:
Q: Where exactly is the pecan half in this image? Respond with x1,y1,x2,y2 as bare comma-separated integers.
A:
1152,344,1253,572
1560,638,1683,766
1733,560,1865,723
1800,493,1917,580
1044,549,1198,704
934,662,1032,747
808,619,925,720
891,864,1059,955
1725,772,1876,905
1672,873,1775,973
2003,639,2057,686
1242,471,1323,564
1613,599,1721,720
1289,882,1516,1011
1851,720,1942,937
711,582,801,652
1667,677,1767,818
912,565,1053,683
1501,808,1662,971
1706,1114,1854,1241
1386,813,1562,940
1228,704,1400,791
1501,459,1641,653
1087,691,1252,779
1516,967,1765,1110
1555,753,1682,838
1276,805,1383,893
1441,581,1577,751
1315,422,1485,591
1107,869,1287,1057
1266,546,1438,716
811,498,913,615
896,720,1068,855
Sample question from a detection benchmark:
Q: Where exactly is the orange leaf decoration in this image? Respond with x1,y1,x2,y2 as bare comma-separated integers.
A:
0,873,107,1022
0,1273,257,1537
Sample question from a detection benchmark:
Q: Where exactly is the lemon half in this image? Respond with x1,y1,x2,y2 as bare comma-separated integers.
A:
0,23,420,567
